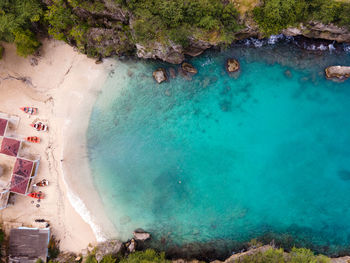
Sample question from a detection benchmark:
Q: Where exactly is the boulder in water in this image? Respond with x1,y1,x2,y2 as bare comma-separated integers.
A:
169,67,177,78
133,230,151,241
226,58,240,73
325,66,350,80
153,68,167,83
181,62,198,75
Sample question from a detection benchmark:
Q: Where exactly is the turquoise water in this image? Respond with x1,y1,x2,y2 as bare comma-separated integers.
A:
88,43,350,257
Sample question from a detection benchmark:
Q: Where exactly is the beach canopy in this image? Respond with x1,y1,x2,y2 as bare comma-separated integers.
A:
10,158,34,195
10,175,30,195
13,158,34,178
0,137,21,157
0,118,8,137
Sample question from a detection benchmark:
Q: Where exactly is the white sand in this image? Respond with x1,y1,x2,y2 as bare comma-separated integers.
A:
0,39,116,252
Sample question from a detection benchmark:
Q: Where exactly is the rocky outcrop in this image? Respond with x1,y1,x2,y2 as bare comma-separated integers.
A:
86,27,134,56
226,59,240,73
153,68,168,83
133,230,151,241
181,63,198,74
95,240,124,262
325,66,350,80
136,36,214,64
126,239,136,253
283,22,350,43
136,42,184,64
331,256,350,263
210,245,273,263
73,1,130,24
184,37,213,57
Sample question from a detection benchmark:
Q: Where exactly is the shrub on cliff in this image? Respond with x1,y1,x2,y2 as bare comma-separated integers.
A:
127,0,240,44
240,247,330,263
119,249,170,263
254,0,350,35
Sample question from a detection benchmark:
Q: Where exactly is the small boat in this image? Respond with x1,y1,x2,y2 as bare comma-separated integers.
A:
28,191,45,199
33,179,49,187
31,122,48,132
26,136,40,143
20,107,38,115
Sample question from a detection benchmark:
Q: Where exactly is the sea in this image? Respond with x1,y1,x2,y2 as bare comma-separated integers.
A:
87,35,350,260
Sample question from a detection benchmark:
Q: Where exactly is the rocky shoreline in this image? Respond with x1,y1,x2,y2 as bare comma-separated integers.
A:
133,22,350,64
55,235,350,263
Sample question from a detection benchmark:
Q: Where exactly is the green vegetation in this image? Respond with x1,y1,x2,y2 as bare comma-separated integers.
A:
0,45,4,59
119,249,170,263
48,236,60,260
0,0,43,56
241,247,330,263
127,0,240,45
1,0,350,57
254,0,350,35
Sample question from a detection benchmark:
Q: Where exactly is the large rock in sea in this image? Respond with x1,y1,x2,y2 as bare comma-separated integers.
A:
153,68,167,84
226,58,240,73
325,66,350,80
133,230,151,241
181,63,198,75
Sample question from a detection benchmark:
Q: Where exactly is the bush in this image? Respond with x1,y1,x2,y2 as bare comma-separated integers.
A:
119,249,170,263
48,236,60,260
254,0,350,35
101,254,117,263
85,254,98,263
240,247,330,263
0,0,43,55
14,29,40,57
0,45,4,59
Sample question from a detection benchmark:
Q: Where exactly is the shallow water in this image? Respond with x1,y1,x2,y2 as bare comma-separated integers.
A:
88,41,350,257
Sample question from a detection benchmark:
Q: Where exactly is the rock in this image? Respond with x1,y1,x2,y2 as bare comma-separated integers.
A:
86,27,134,57
213,245,273,263
136,42,184,64
284,70,292,78
331,256,350,263
184,37,212,57
95,240,123,263
30,57,38,66
127,239,136,253
325,66,350,80
283,22,350,43
153,68,168,84
181,63,198,75
226,59,240,73
133,230,151,241
165,89,172,96
169,68,176,78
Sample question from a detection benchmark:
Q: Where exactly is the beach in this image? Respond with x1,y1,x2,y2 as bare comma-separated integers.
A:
0,39,115,252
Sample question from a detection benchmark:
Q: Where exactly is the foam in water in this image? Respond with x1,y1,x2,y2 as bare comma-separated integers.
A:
87,44,350,257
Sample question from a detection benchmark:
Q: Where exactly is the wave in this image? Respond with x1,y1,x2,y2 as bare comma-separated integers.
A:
240,34,341,53
344,44,350,53
60,161,107,242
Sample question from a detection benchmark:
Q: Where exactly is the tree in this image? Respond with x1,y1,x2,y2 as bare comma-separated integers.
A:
13,29,40,57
